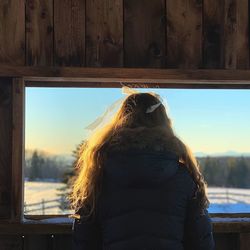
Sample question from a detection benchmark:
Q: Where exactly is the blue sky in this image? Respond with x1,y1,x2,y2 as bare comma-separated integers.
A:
25,87,250,156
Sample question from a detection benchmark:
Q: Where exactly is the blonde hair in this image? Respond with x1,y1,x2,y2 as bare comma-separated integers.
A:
70,92,209,218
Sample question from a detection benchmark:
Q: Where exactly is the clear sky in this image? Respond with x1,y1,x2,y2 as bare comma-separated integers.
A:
25,87,250,156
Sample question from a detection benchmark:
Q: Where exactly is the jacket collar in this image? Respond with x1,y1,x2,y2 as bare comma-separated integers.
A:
107,126,182,157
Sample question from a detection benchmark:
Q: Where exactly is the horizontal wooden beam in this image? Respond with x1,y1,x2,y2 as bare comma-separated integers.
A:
0,219,249,234
0,222,72,235
1,65,250,88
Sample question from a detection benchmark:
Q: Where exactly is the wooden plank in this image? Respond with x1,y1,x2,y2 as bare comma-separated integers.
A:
0,222,72,235
0,235,23,250
239,233,250,250
0,220,249,234
86,0,123,67
236,0,249,69
11,79,24,222
213,221,250,233
124,0,165,68
214,233,239,250
2,66,250,86
24,80,250,89
54,235,72,250
54,0,85,66
203,0,224,68
0,78,12,219
23,235,53,250
166,0,202,68
26,0,53,66
224,0,237,69
224,0,249,69
0,0,25,65
236,0,250,69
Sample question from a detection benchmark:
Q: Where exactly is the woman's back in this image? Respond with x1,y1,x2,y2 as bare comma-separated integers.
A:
71,91,214,250
73,127,214,249
100,154,192,249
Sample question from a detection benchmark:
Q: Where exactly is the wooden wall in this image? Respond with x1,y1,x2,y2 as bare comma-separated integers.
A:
0,0,249,69
0,78,12,219
0,232,249,250
1,0,250,250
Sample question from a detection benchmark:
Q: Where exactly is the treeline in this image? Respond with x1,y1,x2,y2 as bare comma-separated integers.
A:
198,156,250,188
25,150,72,181
25,149,250,189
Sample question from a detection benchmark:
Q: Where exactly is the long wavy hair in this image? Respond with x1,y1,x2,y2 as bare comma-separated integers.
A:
70,92,209,218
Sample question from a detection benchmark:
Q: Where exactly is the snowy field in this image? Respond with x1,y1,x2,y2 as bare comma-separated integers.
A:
208,187,250,213
24,181,72,215
24,182,250,215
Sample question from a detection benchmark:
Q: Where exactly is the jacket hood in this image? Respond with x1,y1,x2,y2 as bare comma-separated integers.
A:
104,126,183,188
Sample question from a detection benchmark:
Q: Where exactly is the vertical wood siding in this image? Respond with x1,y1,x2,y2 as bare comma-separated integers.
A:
0,235,23,250
86,0,123,67
166,0,202,68
54,0,85,66
0,0,25,65
0,79,12,219
214,233,239,250
0,0,249,69
23,235,53,250
239,233,250,250
124,0,166,67
26,0,54,66
53,235,72,250
203,0,224,68
224,0,249,69
11,79,24,221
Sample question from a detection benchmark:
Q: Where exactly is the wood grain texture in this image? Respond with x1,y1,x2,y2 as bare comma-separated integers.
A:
239,233,250,250
0,235,23,250
0,0,25,65
0,78,12,219
235,0,249,69
23,235,53,250
11,78,24,222
224,0,238,69
214,233,239,250
203,0,224,68
54,235,72,250
0,222,72,235
224,0,249,69
54,0,85,66
86,0,123,67
166,0,202,68
124,0,165,68
0,219,247,234
2,66,250,86
26,0,53,66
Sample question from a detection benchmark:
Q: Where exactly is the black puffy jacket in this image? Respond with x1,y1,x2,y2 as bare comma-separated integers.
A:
72,149,215,250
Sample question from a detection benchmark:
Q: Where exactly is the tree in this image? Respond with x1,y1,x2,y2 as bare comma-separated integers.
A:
29,150,45,180
228,157,249,188
57,140,86,211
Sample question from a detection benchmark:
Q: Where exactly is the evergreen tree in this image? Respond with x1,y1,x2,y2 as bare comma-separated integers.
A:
29,150,45,180
228,157,248,188
57,140,86,211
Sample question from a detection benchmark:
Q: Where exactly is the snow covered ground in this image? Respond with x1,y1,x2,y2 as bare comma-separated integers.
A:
208,187,250,213
24,181,71,215
24,182,250,215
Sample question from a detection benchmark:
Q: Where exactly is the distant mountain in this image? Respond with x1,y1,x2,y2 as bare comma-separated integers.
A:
195,151,250,157
194,152,208,157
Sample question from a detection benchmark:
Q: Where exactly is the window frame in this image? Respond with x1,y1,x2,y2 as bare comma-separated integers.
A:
6,66,250,224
